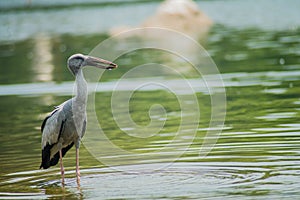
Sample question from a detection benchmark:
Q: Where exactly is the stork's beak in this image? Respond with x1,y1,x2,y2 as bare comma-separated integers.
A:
85,56,118,70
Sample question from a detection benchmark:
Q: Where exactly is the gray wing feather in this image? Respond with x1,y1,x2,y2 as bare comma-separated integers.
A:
41,103,67,149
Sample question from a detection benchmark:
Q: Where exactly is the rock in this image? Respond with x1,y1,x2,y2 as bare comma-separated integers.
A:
110,0,213,41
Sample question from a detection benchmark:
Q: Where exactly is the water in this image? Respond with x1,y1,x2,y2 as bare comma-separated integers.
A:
1,0,300,199
1,0,300,42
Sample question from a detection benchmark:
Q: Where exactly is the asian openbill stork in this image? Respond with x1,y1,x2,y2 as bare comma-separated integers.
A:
40,53,117,186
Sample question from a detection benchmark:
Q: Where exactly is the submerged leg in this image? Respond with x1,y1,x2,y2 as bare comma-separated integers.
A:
59,149,65,187
76,147,80,186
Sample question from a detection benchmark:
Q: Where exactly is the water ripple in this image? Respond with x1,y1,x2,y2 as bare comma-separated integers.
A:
1,160,299,199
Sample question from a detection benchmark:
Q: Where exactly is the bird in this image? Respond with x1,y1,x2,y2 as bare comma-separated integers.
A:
39,53,117,187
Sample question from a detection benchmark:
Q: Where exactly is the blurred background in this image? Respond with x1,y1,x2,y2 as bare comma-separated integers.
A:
1,0,300,199
1,0,300,83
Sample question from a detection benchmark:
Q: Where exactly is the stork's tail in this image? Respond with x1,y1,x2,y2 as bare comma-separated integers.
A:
40,142,75,169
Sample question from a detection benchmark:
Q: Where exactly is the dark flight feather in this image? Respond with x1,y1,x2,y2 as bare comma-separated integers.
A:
40,118,70,169
40,142,74,169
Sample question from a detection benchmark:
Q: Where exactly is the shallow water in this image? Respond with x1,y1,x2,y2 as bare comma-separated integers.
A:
1,0,300,199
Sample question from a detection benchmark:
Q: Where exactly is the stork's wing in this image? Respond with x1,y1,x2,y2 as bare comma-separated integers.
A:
41,107,65,149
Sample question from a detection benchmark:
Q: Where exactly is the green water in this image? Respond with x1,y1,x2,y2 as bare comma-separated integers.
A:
1,1,300,199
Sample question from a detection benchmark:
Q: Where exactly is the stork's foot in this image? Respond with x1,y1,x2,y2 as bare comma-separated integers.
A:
76,147,80,187
59,150,65,187
61,175,65,187
76,168,81,188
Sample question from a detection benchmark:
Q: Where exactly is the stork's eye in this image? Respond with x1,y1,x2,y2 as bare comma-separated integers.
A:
70,57,84,67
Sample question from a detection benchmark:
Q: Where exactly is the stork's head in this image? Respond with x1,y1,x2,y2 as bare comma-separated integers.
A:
67,53,117,76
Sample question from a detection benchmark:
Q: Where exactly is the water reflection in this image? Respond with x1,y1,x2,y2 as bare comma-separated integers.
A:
31,35,54,82
256,112,296,121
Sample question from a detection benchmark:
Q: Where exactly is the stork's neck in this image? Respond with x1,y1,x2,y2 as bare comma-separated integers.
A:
75,69,88,104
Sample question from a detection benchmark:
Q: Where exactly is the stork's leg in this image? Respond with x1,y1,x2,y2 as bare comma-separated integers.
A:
76,147,80,186
59,149,65,187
